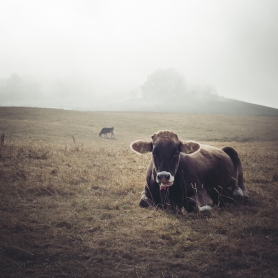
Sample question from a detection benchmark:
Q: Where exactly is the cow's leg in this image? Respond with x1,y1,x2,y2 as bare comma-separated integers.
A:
198,190,213,211
186,190,213,212
139,191,155,208
186,195,199,212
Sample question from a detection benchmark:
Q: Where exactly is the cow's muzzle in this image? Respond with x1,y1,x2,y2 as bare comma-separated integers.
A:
156,171,174,186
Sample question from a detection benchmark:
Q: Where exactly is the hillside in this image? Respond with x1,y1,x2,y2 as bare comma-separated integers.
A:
96,94,278,117
2,89,278,117
1,107,278,146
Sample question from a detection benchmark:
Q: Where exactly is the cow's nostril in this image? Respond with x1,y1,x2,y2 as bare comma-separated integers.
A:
157,172,171,181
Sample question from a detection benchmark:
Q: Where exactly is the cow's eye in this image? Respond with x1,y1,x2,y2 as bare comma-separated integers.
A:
174,152,179,156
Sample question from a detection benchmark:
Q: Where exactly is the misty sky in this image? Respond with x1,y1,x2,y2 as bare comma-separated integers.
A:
1,0,278,108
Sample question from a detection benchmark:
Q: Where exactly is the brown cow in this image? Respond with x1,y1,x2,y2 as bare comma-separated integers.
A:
99,127,114,138
130,130,248,212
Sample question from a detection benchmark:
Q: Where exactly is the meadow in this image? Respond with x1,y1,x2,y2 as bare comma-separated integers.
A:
0,107,278,277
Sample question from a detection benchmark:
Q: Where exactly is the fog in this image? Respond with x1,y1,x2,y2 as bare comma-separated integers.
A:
1,0,278,110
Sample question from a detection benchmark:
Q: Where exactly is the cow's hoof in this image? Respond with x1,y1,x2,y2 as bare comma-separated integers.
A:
139,198,154,208
199,205,212,212
186,199,197,212
243,195,249,205
158,204,167,209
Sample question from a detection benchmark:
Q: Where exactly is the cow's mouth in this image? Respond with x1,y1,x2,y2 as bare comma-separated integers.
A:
160,182,173,188
161,182,173,186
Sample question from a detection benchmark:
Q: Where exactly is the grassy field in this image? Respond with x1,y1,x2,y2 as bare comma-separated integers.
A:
0,107,278,277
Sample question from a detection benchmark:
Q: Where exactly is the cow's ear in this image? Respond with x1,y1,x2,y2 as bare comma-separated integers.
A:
180,141,200,154
130,140,153,155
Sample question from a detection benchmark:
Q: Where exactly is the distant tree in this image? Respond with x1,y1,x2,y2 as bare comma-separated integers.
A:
6,73,23,94
140,68,187,98
128,88,142,99
0,74,42,105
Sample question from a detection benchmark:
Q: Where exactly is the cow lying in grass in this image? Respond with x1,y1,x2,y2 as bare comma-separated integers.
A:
130,130,248,212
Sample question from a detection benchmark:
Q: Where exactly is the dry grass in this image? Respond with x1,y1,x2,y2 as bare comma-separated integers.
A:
1,107,278,147
0,107,278,277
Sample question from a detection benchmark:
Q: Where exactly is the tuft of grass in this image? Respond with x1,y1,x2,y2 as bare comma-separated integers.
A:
272,171,278,182
1,130,4,146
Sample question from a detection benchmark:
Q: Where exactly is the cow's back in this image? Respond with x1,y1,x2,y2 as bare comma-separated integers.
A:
177,144,236,202
180,144,235,177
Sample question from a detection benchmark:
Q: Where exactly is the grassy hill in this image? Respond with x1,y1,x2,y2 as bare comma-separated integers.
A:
2,92,278,117
1,107,278,146
104,95,278,117
0,107,278,277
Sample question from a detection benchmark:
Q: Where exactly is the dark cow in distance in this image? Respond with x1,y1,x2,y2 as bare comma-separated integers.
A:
99,127,114,138
130,130,248,212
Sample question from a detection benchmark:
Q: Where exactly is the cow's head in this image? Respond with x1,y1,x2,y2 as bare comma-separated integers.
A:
130,131,200,186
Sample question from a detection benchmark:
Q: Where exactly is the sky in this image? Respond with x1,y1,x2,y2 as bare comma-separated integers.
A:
1,0,278,108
